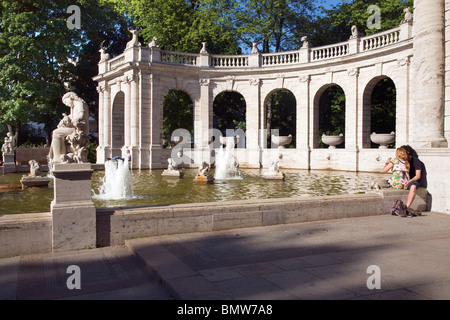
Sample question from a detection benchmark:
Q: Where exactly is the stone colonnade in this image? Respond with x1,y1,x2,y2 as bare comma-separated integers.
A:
94,20,429,172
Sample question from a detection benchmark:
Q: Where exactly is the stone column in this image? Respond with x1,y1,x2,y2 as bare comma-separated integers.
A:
51,163,96,253
130,72,139,169
246,78,261,168
444,0,450,143
103,86,111,158
96,85,106,164
124,76,132,148
413,0,448,147
196,78,211,166
296,75,310,169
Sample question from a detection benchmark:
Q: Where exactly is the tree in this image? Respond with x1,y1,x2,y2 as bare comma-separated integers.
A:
0,0,77,145
308,0,414,46
0,0,129,146
103,0,240,54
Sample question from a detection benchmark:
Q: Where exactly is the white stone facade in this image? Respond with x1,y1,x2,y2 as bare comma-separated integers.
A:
94,0,450,213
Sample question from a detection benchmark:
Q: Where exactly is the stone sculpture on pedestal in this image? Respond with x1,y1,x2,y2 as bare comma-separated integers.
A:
48,92,90,165
20,160,50,189
161,158,184,178
194,161,214,184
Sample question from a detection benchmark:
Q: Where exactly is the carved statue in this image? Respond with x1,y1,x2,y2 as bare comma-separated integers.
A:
269,159,279,173
149,36,158,48
1,132,13,154
126,28,142,49
199,161,211,177
49,92,90,164
402,7,413,23
99,40,111,61
167,158,177,171
350,25,360,39
301,36,309,49
28,160,41,177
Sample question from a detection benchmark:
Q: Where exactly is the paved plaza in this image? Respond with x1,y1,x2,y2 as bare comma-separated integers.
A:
1,212,450,300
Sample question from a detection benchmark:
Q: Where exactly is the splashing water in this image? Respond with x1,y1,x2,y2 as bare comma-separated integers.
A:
93,160,134,199
215,136,242,180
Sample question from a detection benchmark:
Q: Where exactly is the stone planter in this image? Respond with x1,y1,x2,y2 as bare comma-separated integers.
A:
370,132,395,149
271,134,292,148
322,134,344,149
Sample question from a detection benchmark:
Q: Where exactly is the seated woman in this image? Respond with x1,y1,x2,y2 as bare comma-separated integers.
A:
382,147,410,189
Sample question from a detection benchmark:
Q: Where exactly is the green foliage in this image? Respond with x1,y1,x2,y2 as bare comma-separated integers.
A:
309,0,414,46
87,138,98,163
163,90,194,147
319,85,346,148
213,92,246,135
0,0,128,144
103,0,240,54
268,90,296,147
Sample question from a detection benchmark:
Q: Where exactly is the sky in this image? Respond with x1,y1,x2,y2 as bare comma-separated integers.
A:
320,0,345,10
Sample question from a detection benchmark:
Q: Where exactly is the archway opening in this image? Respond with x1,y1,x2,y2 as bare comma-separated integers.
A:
366,77,396,148
265,89,296,148
316,84,346,148
111,91,125,157
213,91,246,147
162,89,194,149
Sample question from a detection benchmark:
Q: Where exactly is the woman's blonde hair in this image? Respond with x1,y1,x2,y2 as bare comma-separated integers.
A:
396,147,410,171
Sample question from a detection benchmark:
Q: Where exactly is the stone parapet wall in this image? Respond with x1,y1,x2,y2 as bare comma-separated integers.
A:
0,189,432,258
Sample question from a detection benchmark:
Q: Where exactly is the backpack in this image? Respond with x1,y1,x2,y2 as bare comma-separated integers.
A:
390,200,407,217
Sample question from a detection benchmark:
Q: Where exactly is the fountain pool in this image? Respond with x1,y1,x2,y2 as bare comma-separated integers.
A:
0,168,388,215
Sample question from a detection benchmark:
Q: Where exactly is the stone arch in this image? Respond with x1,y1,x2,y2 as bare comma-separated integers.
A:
362,76,397,148
263,88,297,148
313,83,346,149
111,91,125,157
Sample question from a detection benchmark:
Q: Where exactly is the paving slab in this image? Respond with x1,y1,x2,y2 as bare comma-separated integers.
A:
126,212,450,300
2,212,450,300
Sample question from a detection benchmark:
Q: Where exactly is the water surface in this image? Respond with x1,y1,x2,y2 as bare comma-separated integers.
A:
0,169,387,215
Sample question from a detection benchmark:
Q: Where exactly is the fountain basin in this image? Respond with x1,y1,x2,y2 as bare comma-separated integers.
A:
0,169,387,214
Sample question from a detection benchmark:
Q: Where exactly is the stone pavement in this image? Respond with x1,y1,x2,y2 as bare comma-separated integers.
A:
1,212,450,300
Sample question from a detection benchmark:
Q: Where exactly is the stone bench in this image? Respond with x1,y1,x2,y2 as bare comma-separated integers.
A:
367,187,431,214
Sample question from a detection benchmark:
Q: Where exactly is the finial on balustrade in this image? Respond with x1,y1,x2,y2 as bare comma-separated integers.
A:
401,7,413,24
349,25,361,39
148,36,158,48
126,27,142,48
99,40,111,61
301,36,309,49
251,42,259,54
200,42,208,54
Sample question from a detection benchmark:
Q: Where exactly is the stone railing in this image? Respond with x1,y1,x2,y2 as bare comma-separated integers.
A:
210,54,249,67
361,27,401,51
98,22,413,73
160,50,198,65
311,43,349,61
261,50,301,66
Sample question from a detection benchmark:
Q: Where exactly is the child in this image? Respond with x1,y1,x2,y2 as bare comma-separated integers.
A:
383,147,410,189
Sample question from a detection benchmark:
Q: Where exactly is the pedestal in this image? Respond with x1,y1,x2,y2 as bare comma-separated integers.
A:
51,163,96,253
161,169,184,178
2,153,16,174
